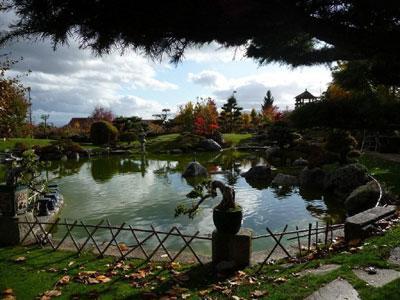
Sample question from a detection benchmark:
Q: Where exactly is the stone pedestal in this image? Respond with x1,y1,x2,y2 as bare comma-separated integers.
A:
0,213,35,246
212,228,252,269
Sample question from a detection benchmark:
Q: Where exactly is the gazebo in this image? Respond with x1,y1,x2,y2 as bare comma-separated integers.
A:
294,89,318,108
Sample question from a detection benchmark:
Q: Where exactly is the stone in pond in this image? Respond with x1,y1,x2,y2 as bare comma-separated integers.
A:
344,181,380,215
241,165,272,181
293,157,308,167
182,161,208,178
299,167,326,190
323,164,369,198
271,173,298,186
200,139,222,151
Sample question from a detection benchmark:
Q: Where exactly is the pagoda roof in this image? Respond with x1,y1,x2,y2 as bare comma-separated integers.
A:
295,90,317,99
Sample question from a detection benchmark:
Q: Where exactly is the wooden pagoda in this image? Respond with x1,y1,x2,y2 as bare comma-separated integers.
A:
294,89,318,108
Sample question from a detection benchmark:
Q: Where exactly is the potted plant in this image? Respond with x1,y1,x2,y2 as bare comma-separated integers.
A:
175,180,242,234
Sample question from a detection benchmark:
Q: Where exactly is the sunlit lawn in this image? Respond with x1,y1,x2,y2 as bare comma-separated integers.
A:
0,138,53,152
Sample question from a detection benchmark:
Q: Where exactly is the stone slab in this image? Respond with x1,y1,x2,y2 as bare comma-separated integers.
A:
345,205,396,241
299,264,340,277
388,247,400,266
346,205,396,226
305,278,360,300
353,268,400,287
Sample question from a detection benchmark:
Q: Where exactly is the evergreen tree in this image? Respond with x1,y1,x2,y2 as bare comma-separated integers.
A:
261,90,274,111
219,96,243,133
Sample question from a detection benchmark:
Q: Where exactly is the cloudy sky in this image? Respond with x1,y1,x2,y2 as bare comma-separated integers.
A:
1,12,333,126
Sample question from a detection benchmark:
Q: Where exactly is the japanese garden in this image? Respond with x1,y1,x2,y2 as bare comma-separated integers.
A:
1,1,400,299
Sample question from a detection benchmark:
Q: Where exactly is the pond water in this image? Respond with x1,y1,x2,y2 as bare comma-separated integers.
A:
46,151,346,252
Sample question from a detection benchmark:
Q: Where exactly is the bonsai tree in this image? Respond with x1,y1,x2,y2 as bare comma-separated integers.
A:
6,150,48,193
175,180,242,234
175,180,236,218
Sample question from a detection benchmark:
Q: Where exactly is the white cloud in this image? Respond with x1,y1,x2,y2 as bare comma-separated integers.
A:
188,70,228,89
188,65,332,110
3,38,177,125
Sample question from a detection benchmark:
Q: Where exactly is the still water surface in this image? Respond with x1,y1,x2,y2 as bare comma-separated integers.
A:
47,151,345,251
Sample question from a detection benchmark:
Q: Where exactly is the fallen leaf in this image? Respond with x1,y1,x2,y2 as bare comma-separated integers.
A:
251,290,268,298
232,296,241,300
96,275,111,283
68,261,75,267
160,254,168,258
47,268,58,273
181,293,191,299
87,277,100,285
14,256,26,263
2,289,14,295
221,289,232,296
274,277,287,283
198,289,210,296
2,288,16,300
43,289,62,297
118,243,129,251
57,275,70,285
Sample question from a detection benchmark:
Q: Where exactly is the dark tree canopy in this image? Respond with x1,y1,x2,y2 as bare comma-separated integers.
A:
1,1,400,83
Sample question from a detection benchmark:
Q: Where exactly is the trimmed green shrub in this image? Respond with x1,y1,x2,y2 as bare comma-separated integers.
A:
325,130,358,164
90,121,118,145
119,132,137,145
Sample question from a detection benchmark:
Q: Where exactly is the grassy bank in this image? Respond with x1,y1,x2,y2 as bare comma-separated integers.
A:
2,224,400,299
359,154,400,195
0,138,53,152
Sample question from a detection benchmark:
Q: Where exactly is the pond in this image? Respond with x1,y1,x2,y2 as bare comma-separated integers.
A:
46,151,346,252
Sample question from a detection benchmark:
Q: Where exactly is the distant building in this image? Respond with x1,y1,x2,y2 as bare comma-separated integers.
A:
294,89,319,108
66,117,93,132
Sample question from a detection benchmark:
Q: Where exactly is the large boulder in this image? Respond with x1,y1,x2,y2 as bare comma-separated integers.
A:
265,146,280,158
241,165,272,181
271,173,298,186
182,161,208,178
210,131,225,145
299,167,326,190
345,181,380,215
324,164,369,198
293,157,309,167
200,139,222,152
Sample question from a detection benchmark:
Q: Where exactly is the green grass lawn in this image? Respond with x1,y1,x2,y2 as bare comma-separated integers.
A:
2,224,400,299
359,154,400,195
223,133,253,146
0,138,53,152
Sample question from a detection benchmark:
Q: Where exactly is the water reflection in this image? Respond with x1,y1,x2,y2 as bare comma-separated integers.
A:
46,152,346,249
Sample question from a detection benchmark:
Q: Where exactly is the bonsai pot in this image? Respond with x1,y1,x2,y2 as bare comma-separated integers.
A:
213,205,243,234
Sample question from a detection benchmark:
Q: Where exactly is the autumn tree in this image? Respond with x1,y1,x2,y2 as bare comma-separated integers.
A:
241,112,251,131
175,102,195,133
250,108,260,129
194,98,219,136
0,55,29,137
219,96,242,133
175,98,219,136
90,105,114,122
